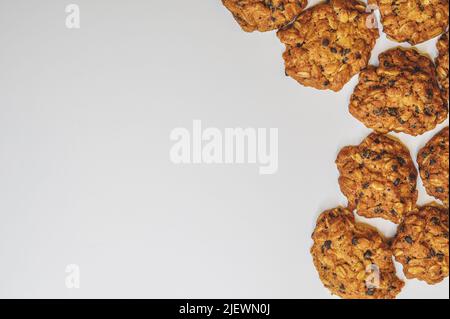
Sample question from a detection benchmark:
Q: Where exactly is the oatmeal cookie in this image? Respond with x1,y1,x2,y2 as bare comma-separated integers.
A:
417,127,449,207
392,205,449,285
436,32,449,103
222,0,307,32
336,133,418,224
277,0,379,91
349,48,448,136
370,0,449,45
311,207,404,299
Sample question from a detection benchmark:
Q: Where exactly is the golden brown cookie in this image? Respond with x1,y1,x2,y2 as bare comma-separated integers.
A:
417,127,449,207
277,0,379,91
371,0,449,45
436,32,449,103
336,133,418,224
311,207,404,299
221,0,307,32
392,205,449,285
349,48,448,136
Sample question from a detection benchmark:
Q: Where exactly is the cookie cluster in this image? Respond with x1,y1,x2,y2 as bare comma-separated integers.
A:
329,131,449,298
222,0,449,299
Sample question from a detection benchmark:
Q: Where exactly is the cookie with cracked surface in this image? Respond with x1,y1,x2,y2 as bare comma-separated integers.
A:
417,127,449,207
311,207,404,299
336,133,418,224
350,48,448,136
277,0,379,91
436,32,449,103
370,0,449,45
392,204,449,285
222,0,308,32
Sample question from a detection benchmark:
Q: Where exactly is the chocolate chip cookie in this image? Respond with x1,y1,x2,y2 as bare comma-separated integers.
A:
222,0,308,32
392,205,449,285
350,48,448,136
370,0,449,45
311,207,404,299
277,0,379,91
336,133,418,224
417,127,449,207
436,32,449,103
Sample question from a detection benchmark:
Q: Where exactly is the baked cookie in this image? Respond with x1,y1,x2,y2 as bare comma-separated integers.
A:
222,0,307,32
336,133,418,224
417,127,449,207
350,48,448,136
436,32,449,103
370,0,449,45
392,205,449,285
277,0,379,91
311,207,404,299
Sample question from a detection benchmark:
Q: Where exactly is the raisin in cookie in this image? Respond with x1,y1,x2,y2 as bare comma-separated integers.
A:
222,0,307,32
350,48,448,136
370,0,449,45
336,133,418,224
392,205,449,285
436,32,449,103
417,127,449,207
277,0,379,91
311,207,404,299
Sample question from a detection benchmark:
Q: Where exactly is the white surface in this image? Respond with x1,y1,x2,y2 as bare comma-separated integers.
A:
0,0,448,299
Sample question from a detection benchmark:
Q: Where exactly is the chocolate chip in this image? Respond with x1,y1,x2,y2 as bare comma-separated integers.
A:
352,237,359,245
431,217,440,225
362,149,371,159
342,48,351,55
393,178,401,187
429,249,436,258
366,288,376,296
387,108,398,116
405,236,413,244
322,38,330,47
397,157,406,166
323,240,332,250
364,250,373,259
436,187,445,193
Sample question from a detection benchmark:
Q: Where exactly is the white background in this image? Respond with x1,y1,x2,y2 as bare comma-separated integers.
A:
0,0,448,298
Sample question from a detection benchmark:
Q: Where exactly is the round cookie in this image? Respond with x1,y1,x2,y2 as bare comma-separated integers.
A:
417,127,449,207
311,207,404,299
392,205,449,285
276,0,379,91
370,0,449,45
349,48,448,136
221,0,308,32
436,32,449,103
336,133,418,224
